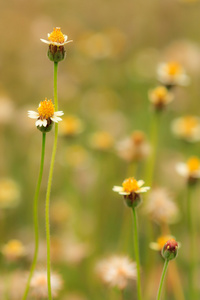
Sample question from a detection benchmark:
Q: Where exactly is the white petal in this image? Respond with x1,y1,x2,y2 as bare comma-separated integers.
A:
119,191,130,195
35,119,47,127
149,242,161,251
28,111,39,119
112,186,124,192
137,180,144,187
51,116,62,123
54,111,64,117
136,187,150,193
40,38,50,44
176,163,188,177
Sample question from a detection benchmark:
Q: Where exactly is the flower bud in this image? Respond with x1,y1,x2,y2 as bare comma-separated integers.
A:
47,45,65,62
37,121,54,133
124,192,142,208
162,238,178,261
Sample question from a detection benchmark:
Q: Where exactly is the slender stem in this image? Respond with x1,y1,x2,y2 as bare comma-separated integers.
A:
132,207,142,300
156,259,169,300
22,132,46,300
145,111,160,187
186,184,196,300
46,61,59,300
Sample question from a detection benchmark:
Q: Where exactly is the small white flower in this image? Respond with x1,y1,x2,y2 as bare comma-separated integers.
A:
176,156,200,179
157,61,190,86
40,27,72,46
171,116,200,142
113,177,150,195
28,98,64,128
148,86,174,109
96,255,137,290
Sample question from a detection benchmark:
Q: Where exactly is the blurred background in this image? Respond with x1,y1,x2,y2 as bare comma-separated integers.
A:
1,0,200,299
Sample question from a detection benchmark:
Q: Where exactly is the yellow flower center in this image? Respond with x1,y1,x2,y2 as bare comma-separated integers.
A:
167,62,182,76
37,99,54,120
131,131,145,145
122,177,139,193
182,116,199,135
157,235,172,250
187,156,200,172
154,86,168,99
48,27,65,44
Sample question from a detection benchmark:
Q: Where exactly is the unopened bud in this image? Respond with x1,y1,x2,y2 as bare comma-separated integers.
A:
37,121,54,133
124,192,142,208
162,238,178,261
47,45,65,62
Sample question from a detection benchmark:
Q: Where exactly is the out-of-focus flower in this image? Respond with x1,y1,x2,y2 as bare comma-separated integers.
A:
157,61,189,87
150,235,174,251
0,97,14,125
145,188,179,224
162,238,179,261
171,116,200,142
2,240,26,262
40,27,72,46
30,270,63,298
59,115,84,137
0,178,20,209
65,145,89,168
28,98,64,132
50,199,71,226
113,177,150,208
176,156,200,184
89,131,114,151
148,86,174,110
9,271,28,300
96,255,137,290
116,131,150,162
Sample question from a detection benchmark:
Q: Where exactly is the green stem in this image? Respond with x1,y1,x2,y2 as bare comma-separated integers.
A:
145,111,161,187
156,259,169,300
132,207,142,300
46,61,59,300
22,132,46,300
186,184,196,300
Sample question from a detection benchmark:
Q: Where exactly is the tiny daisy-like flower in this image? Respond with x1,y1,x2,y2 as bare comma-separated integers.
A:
149,235,174,251
113,177,150,208
30,270,63,298
96,255,137,290
171,116,200,142
176,156,200,184
157,61,189,87
148,86,174,110
28,98,64,132
2,239,26,262
40,27,72,46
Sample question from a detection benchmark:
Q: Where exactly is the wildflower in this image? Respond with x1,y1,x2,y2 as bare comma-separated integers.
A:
96,255,137,290
40,27,72,62
0,178,20,209
157,61,189,87
162,238,179,261
89,131,114,151
116,130,150,162
113,177,150,208
145,187,179,224
28,98,64,132
30,270,63,298
176,156,200,184
148,86,174,110
150,235,174,251
2,239,26,262
171,116,200,142
59,115,84,137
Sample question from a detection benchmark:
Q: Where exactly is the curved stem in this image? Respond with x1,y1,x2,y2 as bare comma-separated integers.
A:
46,61,59,300
22,132,46,300
156,259,169,300
186,184,196,300
132,207,142,300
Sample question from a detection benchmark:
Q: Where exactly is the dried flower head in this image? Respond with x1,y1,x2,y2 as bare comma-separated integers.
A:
116,131,150,162
96,255,137,290
157,61,189,87
145,187,179,224
176,156,200,185
171,116,200,142
150,235,174,251
30,270,63,298
162,238,179,261
113,177,150,208
2,239,26,262
148,86,174,110
0,178,20,209
28,98,64,132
